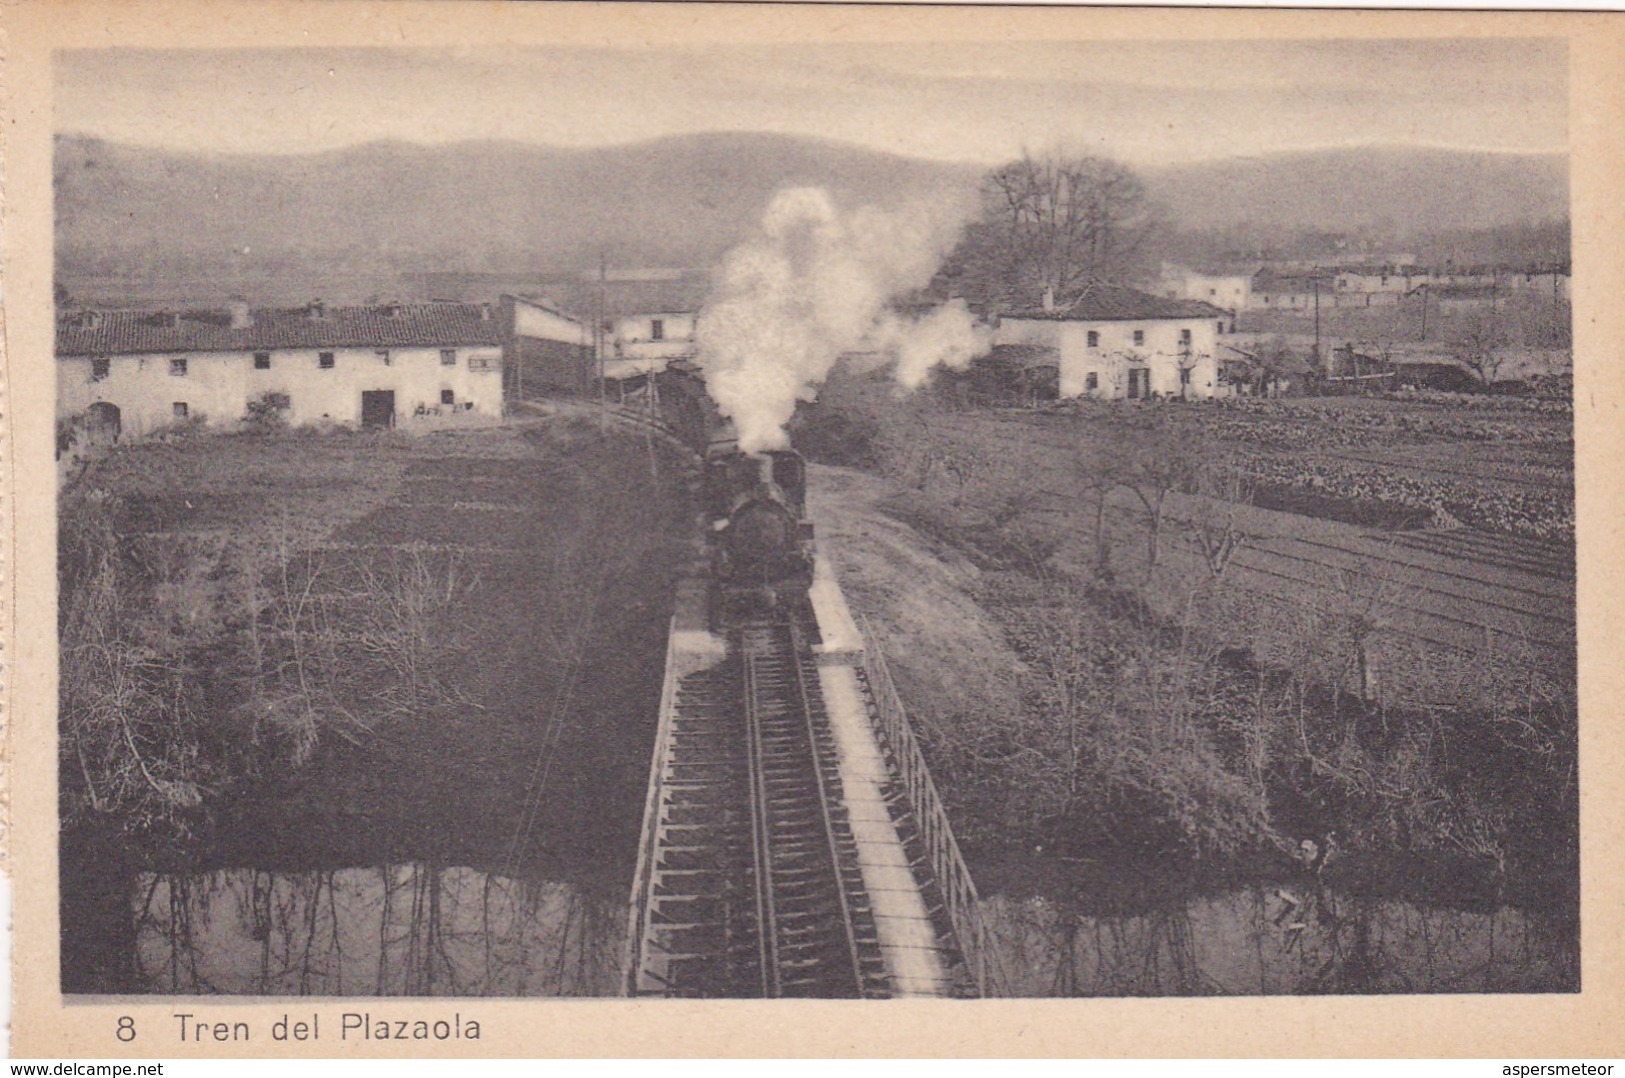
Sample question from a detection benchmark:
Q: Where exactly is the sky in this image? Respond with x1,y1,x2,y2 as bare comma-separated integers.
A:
55,39,1567,166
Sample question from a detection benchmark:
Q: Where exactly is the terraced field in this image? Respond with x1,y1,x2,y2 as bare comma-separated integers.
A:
881,395,1575,678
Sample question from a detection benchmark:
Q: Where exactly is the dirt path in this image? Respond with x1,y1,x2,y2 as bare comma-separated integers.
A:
806,465,1028,746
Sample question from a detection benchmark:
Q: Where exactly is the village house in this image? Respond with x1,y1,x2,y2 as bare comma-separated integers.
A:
1331,265,1411,304
603,273,708,379
609,309,699,369
1248,267,1327,311
57,298,586,439
535,271,708,381
1157,267,1251,316
992,284,1228,400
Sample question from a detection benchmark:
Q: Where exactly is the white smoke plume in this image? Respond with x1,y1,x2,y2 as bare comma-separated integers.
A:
874,300,991,391
695,187,990,452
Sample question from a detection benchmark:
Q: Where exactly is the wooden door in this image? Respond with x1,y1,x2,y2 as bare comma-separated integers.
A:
361,390,395,429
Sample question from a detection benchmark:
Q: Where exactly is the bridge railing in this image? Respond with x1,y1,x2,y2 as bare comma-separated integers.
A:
857,614,995,997
624,616,682,995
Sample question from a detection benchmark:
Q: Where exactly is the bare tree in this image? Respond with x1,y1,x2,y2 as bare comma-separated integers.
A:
1072,438,1123,579
1124,421,1203,581
1448,311,1510,386
937,151,1163,310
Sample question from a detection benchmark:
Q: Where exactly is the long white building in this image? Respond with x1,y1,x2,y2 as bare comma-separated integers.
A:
57,298,590,438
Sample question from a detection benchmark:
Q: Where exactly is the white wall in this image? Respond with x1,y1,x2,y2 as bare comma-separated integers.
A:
997,317,1221,400
511,298,588,346
612,312,697,360
59,345,505,436
1166,274,1250,312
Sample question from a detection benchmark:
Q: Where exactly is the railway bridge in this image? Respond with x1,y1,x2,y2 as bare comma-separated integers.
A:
626,556,990,998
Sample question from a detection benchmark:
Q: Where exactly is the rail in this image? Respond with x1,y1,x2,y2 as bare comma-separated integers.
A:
786,618,870,996
623,616,682,995
856,614,996,996
741,653,783,997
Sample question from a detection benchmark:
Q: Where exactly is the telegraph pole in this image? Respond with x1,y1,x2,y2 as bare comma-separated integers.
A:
597,253,608,431
1312,268,1322,373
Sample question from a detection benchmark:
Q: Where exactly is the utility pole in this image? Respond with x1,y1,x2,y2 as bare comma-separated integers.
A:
597,253,608,431
1312,268,1322,373
1407,283,1429,342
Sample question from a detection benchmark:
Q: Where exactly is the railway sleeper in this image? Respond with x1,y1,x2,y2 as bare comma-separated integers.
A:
658,786,742,808
650,897,732,925
657,847,744,872
652,927,732,954
660,805,741,828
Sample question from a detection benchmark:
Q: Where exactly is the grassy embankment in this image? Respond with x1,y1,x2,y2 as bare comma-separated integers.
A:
796,371,1577,909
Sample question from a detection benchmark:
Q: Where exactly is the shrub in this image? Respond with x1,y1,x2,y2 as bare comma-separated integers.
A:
57,417,80,460
790,398,882,469
244,391,292,432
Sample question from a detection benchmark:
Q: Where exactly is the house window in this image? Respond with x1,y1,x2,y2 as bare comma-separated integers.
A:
650,319,665,341
1086,331,1099,348
169,357,188,377
91,357,110,382
172,402,189,419
376,349,391,365
1217,321,1225,335
254,351,271,370
440,349,457,366
1085,372,1098,391
1180,328,1193,346
1180,367,1192,385
319,351,335,369
441,389,455,405
1133,330,1145,346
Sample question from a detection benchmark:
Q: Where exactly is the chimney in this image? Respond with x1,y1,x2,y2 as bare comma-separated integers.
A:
384,301,404,319
306,299,327,320
227,295,253,329
1042,286,1056,313
479,303,492,322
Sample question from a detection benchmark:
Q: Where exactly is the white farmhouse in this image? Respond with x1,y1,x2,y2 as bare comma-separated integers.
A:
58,300,517,438
993,285,1229,400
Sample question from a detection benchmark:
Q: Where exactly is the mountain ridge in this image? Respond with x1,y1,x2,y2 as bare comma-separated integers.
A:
54,132,1568,307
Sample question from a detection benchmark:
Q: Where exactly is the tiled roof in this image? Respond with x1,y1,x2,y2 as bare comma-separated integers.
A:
1004,284,1228,322
57,302,502,357
1252,268,1330,290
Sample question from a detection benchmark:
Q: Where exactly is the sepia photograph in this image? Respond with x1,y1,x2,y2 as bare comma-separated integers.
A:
8,0,1625,1059
47,30,1583,1001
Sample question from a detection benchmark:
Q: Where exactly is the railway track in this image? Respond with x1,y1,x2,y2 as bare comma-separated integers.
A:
632,609,888,997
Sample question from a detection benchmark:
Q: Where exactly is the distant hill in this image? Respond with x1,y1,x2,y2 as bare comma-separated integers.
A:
1143,146,1568,233
54,133,1568,308
54,132,978,306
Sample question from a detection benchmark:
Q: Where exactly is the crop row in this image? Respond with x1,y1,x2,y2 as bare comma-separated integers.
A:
1237,453,1574,540
1206,398,1570,446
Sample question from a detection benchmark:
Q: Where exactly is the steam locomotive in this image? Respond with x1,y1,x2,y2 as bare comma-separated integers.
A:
654,360,816,621
704,434,815,622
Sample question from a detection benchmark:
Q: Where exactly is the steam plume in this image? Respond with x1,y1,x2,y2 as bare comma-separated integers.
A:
695,187,989,452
